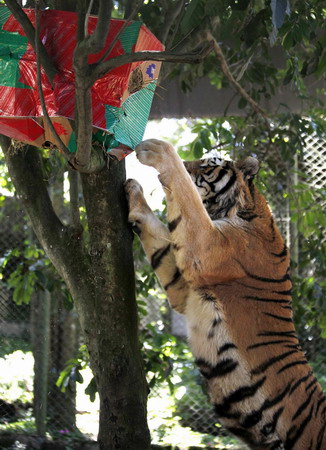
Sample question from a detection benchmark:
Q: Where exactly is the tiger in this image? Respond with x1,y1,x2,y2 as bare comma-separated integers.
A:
124,138,326,450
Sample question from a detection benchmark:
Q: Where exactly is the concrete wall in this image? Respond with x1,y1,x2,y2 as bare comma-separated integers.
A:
150,76,324,118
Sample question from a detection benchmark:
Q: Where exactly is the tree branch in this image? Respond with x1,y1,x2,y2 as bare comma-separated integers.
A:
74,0,113,56
208,33,270,122
72,42,213,169
72,83,93,169
71,0,114,172
90,42,214,84
4,0,57,86
0,136,63,262
88,0,113,52
124,0,141,18
1,135,92,304
159,0,186,47
34,2,71,158
85,0,94,37
98,0,144,66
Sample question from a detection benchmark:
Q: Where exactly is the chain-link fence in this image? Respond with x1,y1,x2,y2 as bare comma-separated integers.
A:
0,196,97,447
0,133,325,448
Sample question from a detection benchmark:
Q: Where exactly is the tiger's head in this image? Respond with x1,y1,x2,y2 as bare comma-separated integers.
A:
184,156,261,221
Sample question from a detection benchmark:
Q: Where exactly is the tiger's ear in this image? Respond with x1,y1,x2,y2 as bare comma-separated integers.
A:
236,157,259,182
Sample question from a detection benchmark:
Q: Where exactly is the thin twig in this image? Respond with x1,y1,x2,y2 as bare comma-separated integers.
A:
165,0,186,49
160,0,186,47
223,92,238,117
211,142,229,150
85,0,94,37
75,0,113,56
90,42,214,84
208,32,270,124
35,1,70,157
170,26,197,52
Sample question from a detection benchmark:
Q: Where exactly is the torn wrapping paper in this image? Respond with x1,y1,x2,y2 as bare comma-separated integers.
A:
0,7,164,159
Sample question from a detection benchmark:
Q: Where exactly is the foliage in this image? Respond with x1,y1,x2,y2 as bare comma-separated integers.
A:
55,344,97,402
49,428,91,449
146,0,325,100
0,240,73,308
1,244,48,305
0,336,31,359
0,418,92,450
0,417,36,434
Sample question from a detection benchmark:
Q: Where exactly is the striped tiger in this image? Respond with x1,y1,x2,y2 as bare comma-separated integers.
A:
125,138,326,450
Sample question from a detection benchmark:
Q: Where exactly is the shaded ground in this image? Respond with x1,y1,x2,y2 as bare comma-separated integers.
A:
0,434,225,450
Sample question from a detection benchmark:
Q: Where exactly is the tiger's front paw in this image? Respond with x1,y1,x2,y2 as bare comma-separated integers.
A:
124,179,151,225
135,139,178,173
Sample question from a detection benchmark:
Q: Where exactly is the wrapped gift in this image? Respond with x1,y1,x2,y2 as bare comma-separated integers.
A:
0,7,164,159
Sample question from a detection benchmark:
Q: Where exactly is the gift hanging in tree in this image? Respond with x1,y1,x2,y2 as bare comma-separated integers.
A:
0,6,164,159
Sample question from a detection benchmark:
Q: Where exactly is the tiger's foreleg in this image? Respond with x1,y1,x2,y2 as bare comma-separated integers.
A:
135,139,246,286
125,179,189,313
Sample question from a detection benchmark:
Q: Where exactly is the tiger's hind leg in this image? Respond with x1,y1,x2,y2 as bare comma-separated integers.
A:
125,179,189,313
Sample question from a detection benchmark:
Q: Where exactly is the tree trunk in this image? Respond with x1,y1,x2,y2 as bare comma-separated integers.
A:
79,159,150,449
2,139,151,449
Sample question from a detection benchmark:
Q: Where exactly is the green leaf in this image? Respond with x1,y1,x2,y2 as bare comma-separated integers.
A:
193,140,203,159
283,68,293,85
85,377,97,402
316,52,326,78
320,312,326,338
205,0,225,16
200,130,211,150
13,285,24,305
180,0,206,36
35,270,46,288
282,31,294,50
70,366,83,384
229,0,250,11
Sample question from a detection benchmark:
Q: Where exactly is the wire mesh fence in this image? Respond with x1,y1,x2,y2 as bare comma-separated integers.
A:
0,133,325,448
0,197,91,444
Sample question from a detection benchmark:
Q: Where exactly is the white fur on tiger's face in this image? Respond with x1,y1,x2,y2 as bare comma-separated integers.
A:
125,139,326,450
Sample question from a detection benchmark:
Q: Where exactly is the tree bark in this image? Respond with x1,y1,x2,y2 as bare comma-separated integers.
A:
80,159,150,449
2,139,151,449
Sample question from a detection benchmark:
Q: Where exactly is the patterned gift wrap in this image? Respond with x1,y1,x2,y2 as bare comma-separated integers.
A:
0,7,164,159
